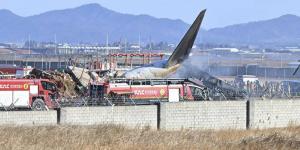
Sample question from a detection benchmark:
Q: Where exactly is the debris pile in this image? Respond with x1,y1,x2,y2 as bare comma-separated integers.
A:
66,66,91,88
25,66,107,99
25,69,79,98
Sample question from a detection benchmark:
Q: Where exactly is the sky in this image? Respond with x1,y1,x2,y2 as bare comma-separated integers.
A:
0,0,299,29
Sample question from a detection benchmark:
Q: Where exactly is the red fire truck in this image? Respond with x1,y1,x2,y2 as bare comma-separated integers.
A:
90,78,211,105
0,65,33,79
0,79,59,110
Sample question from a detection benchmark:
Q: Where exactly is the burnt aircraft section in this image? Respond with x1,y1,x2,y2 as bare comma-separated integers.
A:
123,9,206,79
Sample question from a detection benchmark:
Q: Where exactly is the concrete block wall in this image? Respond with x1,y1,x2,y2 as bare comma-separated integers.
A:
0,111,57,125
249,100,300,129
160,101,247,130
60,105,157,129
0,100,298,130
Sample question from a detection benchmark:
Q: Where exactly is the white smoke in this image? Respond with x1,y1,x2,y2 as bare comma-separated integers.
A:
171,53,210,78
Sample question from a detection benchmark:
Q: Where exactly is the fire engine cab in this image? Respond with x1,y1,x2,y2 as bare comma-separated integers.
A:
90,78,211,105
0,79,59,110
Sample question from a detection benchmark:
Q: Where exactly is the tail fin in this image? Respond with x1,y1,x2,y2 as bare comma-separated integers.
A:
293,64,300,75
166,9,206,67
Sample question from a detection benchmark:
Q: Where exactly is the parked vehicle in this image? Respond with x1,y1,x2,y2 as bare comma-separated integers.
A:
90,78,214,105
0,79,59,110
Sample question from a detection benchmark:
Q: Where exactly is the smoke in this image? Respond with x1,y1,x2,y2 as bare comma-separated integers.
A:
171,52,249,100
171,51,240,79
171,52,211,78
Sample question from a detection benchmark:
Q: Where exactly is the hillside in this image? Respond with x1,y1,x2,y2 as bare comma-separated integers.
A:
204,14,300,45
1,3,300,46
0,4,189,43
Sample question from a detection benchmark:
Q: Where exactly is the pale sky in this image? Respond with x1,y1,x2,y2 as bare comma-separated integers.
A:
0,0,299,29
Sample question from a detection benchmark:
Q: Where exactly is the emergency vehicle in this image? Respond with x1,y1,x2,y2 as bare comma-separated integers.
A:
0,65,33,79
0,79,59,110
90,78,211,105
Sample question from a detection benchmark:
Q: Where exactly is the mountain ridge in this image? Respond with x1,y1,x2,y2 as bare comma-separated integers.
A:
0,3,190,43
1,3,300,46
203,14,300,45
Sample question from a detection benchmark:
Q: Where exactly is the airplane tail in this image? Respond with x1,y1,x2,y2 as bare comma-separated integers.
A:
166,9,206,68
293,64,300,75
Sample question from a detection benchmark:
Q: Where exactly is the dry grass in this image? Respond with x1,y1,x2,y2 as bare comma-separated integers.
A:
0,125,299,150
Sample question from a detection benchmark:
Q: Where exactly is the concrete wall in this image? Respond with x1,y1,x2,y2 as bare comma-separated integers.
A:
160,101,247,130
0,100,299,130
0,111,57,125
249,100,300,129
60,106,157,129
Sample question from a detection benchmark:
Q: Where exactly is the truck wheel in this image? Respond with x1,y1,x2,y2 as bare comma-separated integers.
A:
32,99,46,111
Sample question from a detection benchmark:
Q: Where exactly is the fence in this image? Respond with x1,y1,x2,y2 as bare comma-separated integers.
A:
0,100,299,130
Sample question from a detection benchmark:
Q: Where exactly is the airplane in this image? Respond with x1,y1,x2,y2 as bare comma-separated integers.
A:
123,9,206,79
293,62,300,75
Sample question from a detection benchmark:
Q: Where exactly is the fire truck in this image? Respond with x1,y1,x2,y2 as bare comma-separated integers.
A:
0,65,33,79
89,78,247,105
0,79,59,110
89,78,214,105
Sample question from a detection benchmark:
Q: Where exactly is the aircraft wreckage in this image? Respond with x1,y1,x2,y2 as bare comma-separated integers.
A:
20,9,250,105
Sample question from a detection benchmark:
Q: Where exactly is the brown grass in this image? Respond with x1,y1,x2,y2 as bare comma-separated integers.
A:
0,125,299,150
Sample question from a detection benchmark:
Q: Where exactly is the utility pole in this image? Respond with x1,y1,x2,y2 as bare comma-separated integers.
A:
138,33,141,53
106,33,109,55
28,35,31,55
208,52,210,73
54,34,57,55
125,38,127,53
42,55,44,70
149,36,152,51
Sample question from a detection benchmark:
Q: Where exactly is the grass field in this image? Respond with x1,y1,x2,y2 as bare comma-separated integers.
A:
0,125,299,150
